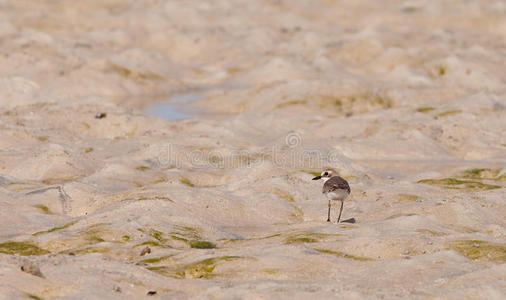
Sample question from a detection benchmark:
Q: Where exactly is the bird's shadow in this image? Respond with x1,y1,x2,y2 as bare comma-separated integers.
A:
340,218,356,224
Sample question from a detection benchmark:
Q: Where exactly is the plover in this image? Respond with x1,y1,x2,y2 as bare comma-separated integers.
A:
312,169,350,223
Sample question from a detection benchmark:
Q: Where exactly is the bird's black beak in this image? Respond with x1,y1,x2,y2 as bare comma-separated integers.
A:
312,176,321,180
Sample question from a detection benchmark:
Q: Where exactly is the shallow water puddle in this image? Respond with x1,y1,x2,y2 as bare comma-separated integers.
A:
142,93,205,120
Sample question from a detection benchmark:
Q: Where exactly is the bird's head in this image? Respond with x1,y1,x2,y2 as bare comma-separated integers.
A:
312,168,338,182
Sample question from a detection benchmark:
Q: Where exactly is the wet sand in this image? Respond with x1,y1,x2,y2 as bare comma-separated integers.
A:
0,1,505,299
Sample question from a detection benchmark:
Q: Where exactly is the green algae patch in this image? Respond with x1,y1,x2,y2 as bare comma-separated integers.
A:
136,166,151,172
137,228,167,244
317,93,393,113
25,293,44,300
339,224,357,230
88,222,112,228
374,96,393,109
152,177,168,184
415,107,435,113
7,182,42,192
134,240,165,248
61,247,110,255
397,194,420,203
290,205,304,221
122,235,130,242
107,63,165,83
168,226,219,249
455,227,480,234
449,240,506,262
435,110,461,118
226,67,242,74
284,232,340,244
179,177,194,187
139,255,176,264
263,269,278,275
33,204,52,214
147,256,242,279
273,188,295,202
41,176,81,185
0,241,49,256
33,220,79,236
458,168,505,181
437,65,446,76
85,235,105,244
170,235,188,242
416,229,447,236
135,227,185,248
417,178,500,190
152,176,168,182
81,230,106,244
285,236,317,244
315,248,373,261
84,147,93,153
189,241,216,249
170,227,215,249
170,226,202,240
276,100,307,109
149,230,164,242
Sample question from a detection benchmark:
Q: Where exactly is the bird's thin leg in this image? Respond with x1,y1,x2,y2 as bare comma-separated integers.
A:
327,199,331,222
337,200,344,223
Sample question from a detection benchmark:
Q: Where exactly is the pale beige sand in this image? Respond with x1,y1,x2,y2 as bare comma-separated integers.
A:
0,1,505,299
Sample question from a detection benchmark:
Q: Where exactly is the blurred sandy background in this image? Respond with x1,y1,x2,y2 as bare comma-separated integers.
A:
0,1,505,299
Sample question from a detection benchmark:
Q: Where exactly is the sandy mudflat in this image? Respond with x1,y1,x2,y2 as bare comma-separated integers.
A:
0,0,505,299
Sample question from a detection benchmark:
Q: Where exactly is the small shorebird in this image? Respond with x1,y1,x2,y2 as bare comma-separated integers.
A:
312,169,350,223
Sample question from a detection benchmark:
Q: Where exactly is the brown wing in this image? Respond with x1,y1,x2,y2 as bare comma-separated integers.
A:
323,176,350,194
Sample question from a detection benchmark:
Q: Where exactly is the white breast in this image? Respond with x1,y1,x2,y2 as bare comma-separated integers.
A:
326,190,349,201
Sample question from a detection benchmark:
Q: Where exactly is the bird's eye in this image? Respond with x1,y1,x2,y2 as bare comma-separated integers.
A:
324,172,328,175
